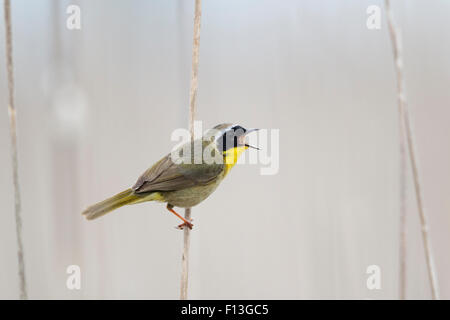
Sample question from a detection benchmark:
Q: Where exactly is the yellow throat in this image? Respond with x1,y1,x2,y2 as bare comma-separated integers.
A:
223,146,248,175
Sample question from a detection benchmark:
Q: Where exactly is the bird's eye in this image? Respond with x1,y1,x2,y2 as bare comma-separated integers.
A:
219,131,238,152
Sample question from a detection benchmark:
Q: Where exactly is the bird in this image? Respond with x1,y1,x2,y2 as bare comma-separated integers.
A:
82,123,259,229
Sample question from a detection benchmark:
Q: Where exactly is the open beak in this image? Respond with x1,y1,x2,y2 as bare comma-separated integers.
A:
245,128,259,135
244,128,260,150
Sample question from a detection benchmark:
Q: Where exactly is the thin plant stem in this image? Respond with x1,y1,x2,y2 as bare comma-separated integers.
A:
181,0,202,300
385,0,440,300
3,0,27,300
399,113,407,299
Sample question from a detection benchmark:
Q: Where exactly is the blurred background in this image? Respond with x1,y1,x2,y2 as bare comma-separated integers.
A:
0,0,449,299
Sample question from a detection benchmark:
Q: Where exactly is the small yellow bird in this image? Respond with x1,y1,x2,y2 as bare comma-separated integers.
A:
82,123,258,229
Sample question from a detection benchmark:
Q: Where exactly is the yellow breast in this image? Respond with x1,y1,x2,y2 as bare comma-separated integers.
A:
223,146,248,175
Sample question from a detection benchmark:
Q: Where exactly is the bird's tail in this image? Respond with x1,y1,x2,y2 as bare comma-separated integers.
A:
82,188,140,220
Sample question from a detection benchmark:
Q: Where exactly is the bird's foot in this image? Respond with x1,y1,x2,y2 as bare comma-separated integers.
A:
177,219,194,230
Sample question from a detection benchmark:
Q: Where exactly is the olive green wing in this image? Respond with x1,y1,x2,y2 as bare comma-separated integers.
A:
132,153,224,194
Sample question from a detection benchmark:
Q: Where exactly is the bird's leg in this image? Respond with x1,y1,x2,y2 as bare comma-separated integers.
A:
166,204,194,230
176,221,193,230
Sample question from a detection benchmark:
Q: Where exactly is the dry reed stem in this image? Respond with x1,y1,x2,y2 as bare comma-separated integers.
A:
3,0,27,300
181,0,202,300
399,113,407,299
385,0,440,300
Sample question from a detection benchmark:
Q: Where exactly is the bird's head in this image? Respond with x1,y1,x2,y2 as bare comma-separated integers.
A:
206,123,259,166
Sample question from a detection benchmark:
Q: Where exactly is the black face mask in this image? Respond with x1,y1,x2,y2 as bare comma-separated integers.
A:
217,126,247,152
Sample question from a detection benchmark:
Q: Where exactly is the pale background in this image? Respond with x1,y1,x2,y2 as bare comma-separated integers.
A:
0,0,449,299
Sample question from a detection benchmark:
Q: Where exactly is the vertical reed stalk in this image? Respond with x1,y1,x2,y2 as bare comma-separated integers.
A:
385,0,440,300
3,0,27,300
180,0,202,300
399,113,407,299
